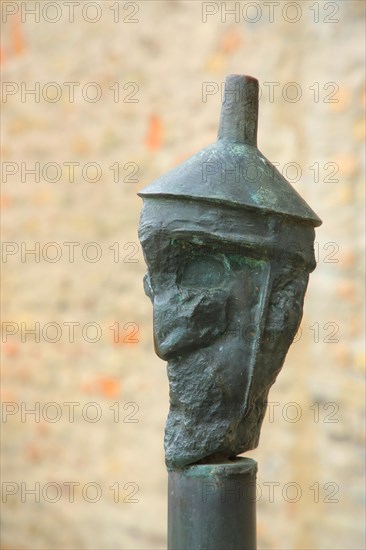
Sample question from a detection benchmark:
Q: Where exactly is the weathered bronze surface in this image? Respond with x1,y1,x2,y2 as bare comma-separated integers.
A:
138,74,322,469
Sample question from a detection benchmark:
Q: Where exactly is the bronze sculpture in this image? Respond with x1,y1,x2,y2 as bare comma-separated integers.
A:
139,74,321,468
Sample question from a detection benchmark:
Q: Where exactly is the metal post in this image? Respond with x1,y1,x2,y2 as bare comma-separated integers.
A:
168,458,257,550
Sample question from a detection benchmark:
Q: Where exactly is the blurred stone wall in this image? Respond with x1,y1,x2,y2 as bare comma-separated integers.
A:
1,1,365,549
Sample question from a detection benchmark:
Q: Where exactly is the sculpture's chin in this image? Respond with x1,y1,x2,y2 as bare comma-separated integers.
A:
164,398,267,469
164,343,270,468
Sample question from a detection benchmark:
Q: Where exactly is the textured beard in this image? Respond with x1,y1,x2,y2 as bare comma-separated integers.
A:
164,334,269,469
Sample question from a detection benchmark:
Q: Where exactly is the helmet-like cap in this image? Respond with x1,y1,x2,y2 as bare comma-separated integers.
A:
138,75,322,269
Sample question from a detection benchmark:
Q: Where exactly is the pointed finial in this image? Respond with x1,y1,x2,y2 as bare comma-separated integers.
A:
218,74,259,146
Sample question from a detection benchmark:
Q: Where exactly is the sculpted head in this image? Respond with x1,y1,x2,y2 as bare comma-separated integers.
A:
138,75,321,468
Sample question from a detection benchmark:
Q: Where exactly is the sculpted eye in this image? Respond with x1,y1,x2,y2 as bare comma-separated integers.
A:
178,257,226,289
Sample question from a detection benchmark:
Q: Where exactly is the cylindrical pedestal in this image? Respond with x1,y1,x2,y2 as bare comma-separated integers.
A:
168,457,257,550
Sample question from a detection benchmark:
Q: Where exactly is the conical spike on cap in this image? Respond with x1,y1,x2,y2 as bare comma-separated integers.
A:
139,74,322,228
218,74,258,146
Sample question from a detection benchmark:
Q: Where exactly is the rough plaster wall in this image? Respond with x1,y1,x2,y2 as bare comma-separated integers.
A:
1,1,365,549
